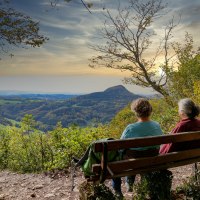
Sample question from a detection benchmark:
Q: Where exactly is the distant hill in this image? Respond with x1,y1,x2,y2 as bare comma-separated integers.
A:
0,85,141,130
0,93,78,100
77,85,136,100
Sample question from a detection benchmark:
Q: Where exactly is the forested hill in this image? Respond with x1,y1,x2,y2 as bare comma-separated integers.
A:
76,85,137,100
0,85,141,130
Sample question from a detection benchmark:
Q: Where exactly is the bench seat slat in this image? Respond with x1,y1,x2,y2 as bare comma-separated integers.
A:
93,157,200,179
93,148,200,174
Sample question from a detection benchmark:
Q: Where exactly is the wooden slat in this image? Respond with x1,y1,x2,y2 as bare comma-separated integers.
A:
94,157,200,179
92,148,200,174
94,131,200,152
109,149,200,173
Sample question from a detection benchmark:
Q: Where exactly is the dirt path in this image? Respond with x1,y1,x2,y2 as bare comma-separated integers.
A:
0,164,195,200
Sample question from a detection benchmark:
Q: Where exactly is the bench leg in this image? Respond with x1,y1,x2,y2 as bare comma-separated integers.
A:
194,162,199,182
100,143,108,183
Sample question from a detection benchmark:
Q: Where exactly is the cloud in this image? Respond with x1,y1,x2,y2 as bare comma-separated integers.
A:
2,0,200,78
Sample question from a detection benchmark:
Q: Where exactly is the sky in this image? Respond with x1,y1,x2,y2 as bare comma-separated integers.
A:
0,0,200,94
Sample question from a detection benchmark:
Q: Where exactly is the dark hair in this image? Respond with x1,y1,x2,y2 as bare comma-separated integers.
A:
178,98,200,119
131,98,152,118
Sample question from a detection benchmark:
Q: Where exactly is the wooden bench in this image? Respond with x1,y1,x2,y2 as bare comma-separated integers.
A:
88,131,200,183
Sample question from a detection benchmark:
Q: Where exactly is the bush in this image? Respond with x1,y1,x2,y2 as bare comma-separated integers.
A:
150,99,178,133
0,128,11,169
0,121,114,173
78,182,116,200
175,171,200,200
134,170,173,200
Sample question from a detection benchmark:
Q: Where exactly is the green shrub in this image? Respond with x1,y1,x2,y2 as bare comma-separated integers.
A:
0,119,113,173
0,128,11,169
175,172,200,200
134,170,173,200
150,99,179,133
78,182,116,200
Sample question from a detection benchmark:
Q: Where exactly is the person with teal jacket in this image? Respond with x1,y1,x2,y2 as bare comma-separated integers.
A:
112,98,163,198
121,120,162,149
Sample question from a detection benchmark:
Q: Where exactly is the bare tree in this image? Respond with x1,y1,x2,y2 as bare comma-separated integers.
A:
89,0,178,99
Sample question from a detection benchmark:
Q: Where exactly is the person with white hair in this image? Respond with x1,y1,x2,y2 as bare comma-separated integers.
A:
160,98,200,154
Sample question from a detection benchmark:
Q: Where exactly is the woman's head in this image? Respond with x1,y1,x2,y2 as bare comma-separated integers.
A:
131,98,152,118
178,98,200,119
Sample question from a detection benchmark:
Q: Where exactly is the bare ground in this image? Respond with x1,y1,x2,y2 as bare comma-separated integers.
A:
0,164,195,200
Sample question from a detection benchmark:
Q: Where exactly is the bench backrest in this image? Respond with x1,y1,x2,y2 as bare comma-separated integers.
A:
94,131,200,152
91,131,200,182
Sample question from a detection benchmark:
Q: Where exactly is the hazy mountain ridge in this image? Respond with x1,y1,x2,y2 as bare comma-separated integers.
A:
0,93,78,100
0,85,141,130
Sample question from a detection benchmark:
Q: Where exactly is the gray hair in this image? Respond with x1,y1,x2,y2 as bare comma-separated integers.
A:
178,98,200,119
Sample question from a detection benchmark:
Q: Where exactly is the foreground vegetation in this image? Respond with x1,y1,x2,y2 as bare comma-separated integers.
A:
0,120,112,172
0,95,199,173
